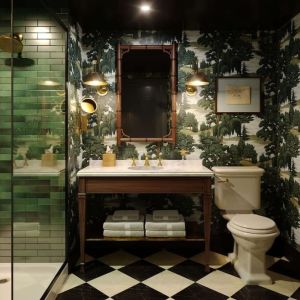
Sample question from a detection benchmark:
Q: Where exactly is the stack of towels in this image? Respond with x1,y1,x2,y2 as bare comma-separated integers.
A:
145,210,186,237
103,210,144,237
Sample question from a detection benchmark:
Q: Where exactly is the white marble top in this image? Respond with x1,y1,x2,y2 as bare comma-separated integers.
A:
77,160,213,177
13,160,65,177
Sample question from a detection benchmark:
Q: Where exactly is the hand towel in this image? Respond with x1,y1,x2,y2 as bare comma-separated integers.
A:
145,214,185,231
103,215,144,231
112,210,140,221
103,230,144,237
153,209,180,221
145,230,186,237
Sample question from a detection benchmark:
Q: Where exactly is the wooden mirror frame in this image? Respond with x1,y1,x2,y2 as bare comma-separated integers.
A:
116,44,177,145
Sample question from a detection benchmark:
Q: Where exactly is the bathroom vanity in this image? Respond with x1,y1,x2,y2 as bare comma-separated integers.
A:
77,160,213,271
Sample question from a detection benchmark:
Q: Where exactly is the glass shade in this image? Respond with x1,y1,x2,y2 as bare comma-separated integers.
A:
186,72,209,86
83,71,107,86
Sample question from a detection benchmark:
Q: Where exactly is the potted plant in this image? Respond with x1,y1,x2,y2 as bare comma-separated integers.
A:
14,154,26,168
26,143,49,160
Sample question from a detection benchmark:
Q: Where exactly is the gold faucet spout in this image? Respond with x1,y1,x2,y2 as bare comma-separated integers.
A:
131,157,136,167
157,153,163,166
144,154,150,167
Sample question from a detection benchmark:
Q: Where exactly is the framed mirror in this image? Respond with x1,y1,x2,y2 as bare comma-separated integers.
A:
116,44,177,144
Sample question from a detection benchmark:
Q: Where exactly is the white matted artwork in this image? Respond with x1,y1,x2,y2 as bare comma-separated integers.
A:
216,77,261,113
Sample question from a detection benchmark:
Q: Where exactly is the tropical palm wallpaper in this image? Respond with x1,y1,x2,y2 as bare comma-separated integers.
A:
68,12,300,253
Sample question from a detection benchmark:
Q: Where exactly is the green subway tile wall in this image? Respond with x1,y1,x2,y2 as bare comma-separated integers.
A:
0,9,12,263
0,7,66,263
12,10,66,262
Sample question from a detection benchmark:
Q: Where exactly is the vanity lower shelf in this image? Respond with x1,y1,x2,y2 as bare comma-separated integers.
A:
86,221,204,242
86,237,205,242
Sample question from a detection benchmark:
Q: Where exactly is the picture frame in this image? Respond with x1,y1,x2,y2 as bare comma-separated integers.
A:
215,77,261,114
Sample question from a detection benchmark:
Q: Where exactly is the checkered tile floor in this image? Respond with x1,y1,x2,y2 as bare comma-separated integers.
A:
57,246,300,300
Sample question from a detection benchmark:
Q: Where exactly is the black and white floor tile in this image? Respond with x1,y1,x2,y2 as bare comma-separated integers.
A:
57,247,300,300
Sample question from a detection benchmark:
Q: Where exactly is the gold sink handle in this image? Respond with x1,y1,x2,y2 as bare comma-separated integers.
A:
179,149,188,160
157,152,163,167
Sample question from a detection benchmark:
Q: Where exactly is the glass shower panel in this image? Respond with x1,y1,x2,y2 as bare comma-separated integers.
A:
0,0,12,299
12,2,66,300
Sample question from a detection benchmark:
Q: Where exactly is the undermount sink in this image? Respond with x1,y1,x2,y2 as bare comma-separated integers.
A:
128,165,163,170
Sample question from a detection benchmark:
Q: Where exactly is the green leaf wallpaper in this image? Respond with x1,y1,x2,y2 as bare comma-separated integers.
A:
68,13,300,251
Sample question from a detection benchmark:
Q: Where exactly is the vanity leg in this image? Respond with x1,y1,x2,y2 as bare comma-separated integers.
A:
78,192,86,272
203,190,212,272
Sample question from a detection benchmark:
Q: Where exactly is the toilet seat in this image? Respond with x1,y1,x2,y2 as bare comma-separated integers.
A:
229,214,278,235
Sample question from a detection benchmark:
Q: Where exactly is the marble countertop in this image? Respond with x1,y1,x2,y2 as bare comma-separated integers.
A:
77,160,213,177
13,160,65,177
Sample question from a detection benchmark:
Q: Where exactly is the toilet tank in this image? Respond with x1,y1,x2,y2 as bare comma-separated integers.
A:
212,166,264,212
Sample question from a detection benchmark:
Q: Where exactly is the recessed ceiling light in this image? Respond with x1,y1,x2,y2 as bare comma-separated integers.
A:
140,3,151,13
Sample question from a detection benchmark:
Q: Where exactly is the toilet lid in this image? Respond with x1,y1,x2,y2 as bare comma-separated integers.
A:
230,214,277,234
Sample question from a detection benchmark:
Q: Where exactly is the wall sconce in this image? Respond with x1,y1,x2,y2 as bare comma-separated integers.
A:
80,97,98,132
185,71,209,87
80,97,98,114
83,60,108,87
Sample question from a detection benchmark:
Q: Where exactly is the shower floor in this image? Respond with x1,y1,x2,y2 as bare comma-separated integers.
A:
0,262,62,300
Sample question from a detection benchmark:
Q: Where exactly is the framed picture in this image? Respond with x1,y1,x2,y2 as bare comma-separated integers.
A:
215,77,261,114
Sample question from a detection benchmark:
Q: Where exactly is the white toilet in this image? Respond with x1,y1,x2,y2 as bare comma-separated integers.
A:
212,166,279,285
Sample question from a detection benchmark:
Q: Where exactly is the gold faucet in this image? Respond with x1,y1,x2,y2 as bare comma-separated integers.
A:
144,154,150,167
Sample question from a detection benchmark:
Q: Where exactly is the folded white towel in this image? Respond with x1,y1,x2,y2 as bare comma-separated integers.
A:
103,230,144,237
103,215,144,231
145,214,185,231
152,210,180,221
146,230,186,237
112,210,140,221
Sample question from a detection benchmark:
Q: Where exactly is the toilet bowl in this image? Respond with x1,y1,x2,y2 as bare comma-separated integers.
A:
212,166,279,285
227,214,279,284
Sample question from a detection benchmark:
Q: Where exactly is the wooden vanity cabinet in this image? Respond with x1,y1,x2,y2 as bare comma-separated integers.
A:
78,174,213,272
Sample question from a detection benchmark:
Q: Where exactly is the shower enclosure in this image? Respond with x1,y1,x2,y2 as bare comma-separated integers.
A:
0,0,67,299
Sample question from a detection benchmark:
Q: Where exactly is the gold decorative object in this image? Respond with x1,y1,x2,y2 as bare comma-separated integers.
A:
102,153,116,167
80,97,97,114
80,97,97,133
41,153,57,167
